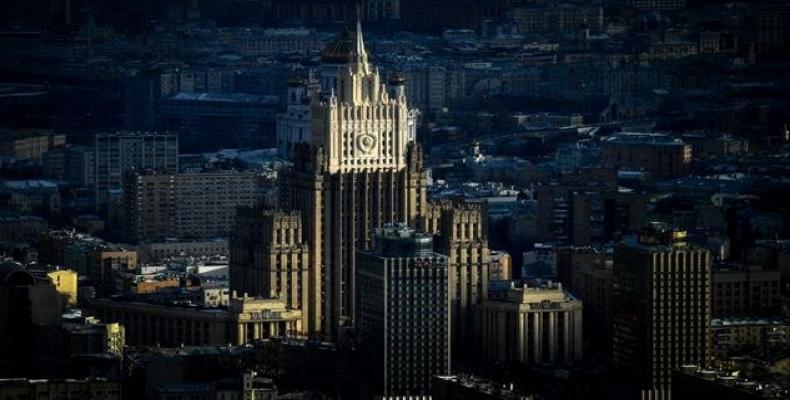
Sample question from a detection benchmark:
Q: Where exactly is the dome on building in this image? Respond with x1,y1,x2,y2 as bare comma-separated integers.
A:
321,24,371,64
288,73,305,87
389,71,406,85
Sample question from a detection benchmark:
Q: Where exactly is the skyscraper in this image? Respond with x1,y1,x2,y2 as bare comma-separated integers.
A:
613,226,712,399
356,224,450,397
279,20,427,339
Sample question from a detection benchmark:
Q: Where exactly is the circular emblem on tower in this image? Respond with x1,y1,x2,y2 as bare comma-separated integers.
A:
356,133,376,154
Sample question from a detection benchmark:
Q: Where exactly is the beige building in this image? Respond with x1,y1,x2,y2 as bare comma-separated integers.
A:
90,294,302,347
433,200,490,349
0,377,121,400
123,170,261,243
613,227,712,399
46,268,79,306
279,21,426,339
230,208,311,331
489,251,512,281
0,131,65,160
476,281,583,365
89,248,138,295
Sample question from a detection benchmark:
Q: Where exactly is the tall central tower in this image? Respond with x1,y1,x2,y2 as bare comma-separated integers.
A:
281,21,426,339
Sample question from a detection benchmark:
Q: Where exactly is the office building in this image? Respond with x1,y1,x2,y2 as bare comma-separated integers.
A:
613,226,712,399
122,169,261,243
94,131,178,207
535,182,647,245
0,130,65,160
65,145,96,187
476,281,583,366
601,132,692,179
356,225,450,397
230,208,311,331
711,318,790,357
712,264,781,318
279,21,427,339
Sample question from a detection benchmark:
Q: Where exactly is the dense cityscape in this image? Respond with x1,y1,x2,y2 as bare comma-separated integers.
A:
0,0,789,399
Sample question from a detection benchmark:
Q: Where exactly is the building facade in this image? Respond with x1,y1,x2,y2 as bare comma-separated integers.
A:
230,208,311,331
712,264,781,318
613,227,712,399
90,294,302,347
476,281,583,366
356,225,450,398
601,132,692,179
94,131,178,207
0,131,65,160
433,200,490,350
279,21,427,339
122,170,261,243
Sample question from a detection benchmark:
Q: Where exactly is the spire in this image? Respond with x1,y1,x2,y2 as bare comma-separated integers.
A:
355,5,366,57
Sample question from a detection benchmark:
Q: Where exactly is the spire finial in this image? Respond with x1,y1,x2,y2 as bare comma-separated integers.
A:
350,4,369,74
355,5,365,57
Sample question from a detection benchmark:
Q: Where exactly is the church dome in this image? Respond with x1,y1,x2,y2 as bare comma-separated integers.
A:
321,24,371,64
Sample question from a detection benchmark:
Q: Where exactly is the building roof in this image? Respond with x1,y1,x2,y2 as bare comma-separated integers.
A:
602,132,686,146
167,92,278,104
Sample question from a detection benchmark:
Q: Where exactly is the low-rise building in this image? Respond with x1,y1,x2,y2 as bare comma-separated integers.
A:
672,365,790,400
711,318,790,357
0,130,65,160
0,377,122,400
475,280,583,365
601,132,692,179
90,294,302,347
433,375,533,400
138,239,229,263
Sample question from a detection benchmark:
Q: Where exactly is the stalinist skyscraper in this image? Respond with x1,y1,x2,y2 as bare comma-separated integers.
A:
279,20,426,339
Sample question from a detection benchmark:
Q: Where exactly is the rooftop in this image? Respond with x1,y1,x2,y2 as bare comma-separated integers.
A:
602,132,686,146
677,365,790,399
435,375,533,400
168,92,279,104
